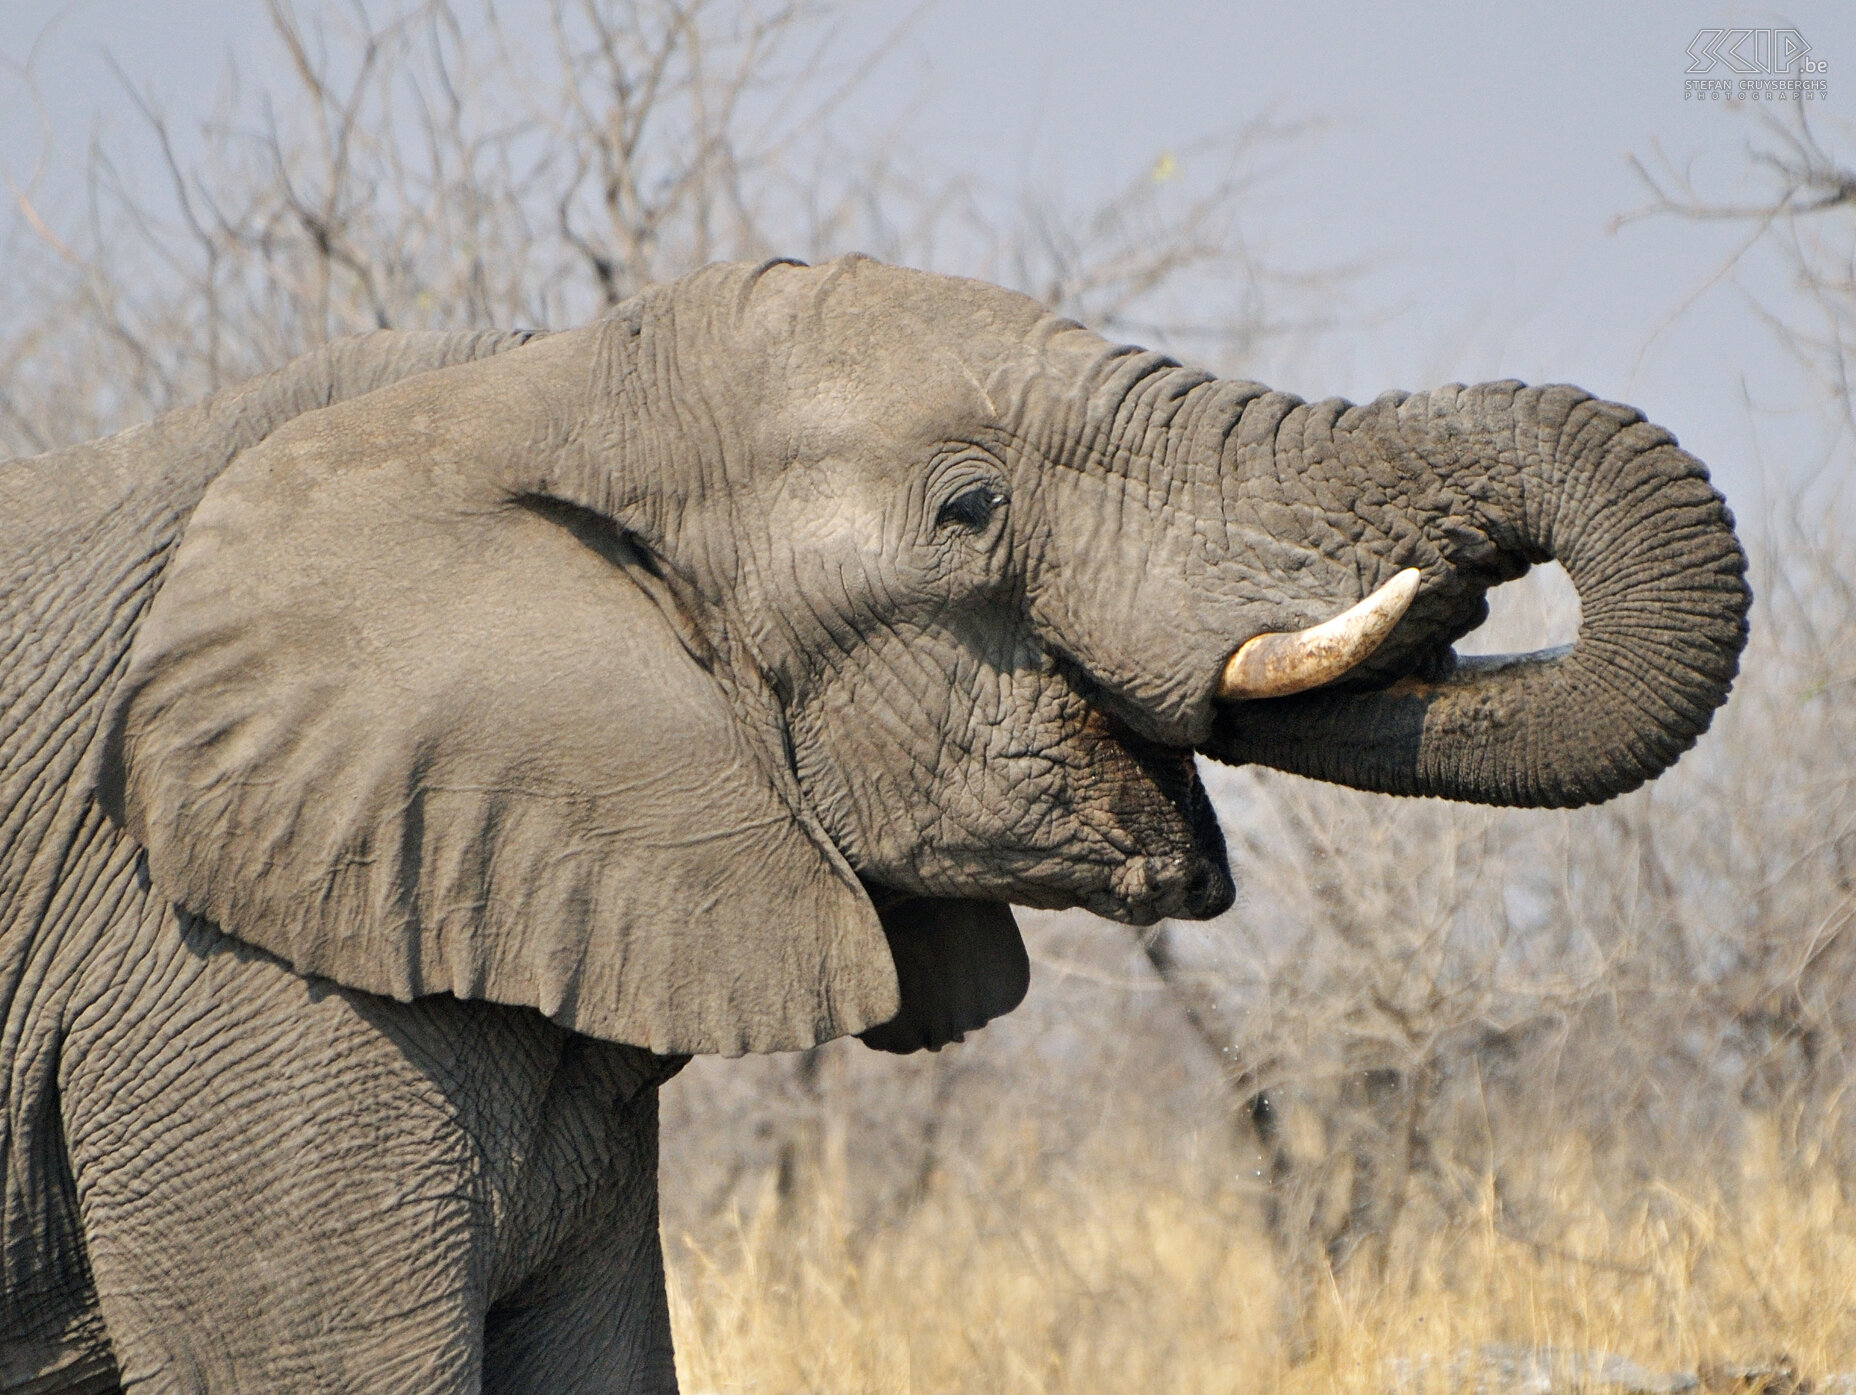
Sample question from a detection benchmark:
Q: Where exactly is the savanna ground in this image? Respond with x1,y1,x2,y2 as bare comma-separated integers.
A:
6,3,1856,1389
662,1112,1855,1392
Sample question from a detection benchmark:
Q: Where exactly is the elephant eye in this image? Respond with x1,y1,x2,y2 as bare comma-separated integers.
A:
936,485,1004,533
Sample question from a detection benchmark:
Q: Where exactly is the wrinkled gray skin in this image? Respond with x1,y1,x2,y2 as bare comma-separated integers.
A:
0,257,1747,1392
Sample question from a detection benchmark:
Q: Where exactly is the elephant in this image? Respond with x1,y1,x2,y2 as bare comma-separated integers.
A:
0,255,1747,1392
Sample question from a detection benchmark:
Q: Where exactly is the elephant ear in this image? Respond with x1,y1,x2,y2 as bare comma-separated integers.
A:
858,899,1029,1054
100,354,898,1056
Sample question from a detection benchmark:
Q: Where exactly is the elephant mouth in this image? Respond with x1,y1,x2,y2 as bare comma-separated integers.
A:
899,572,1426,926
1075,713,1235,926
1014,574,1430,927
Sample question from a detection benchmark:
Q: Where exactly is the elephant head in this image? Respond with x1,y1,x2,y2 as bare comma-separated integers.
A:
99,257,1749,1057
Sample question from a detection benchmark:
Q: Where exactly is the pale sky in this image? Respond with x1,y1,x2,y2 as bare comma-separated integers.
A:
5,0,1856,520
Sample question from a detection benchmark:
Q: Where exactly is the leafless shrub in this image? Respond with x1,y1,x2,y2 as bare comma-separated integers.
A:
0,0,1309,459
1621,104,1856,492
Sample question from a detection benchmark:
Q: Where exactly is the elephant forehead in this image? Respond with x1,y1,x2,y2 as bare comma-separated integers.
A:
760,353,1006,461
730,265,1050,434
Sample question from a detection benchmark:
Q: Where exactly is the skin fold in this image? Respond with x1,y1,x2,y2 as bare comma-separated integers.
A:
0,257,1748,1392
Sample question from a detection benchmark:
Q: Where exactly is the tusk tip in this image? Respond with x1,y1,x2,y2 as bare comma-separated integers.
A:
1384,566,1423,605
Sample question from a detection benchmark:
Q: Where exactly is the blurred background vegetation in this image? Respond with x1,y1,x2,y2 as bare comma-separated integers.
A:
4,2,1854,1388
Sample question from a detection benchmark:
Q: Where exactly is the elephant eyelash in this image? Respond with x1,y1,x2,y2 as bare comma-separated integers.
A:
936,486,1005,534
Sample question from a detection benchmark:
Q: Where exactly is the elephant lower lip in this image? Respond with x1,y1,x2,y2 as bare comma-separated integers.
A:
1093,853,1234,925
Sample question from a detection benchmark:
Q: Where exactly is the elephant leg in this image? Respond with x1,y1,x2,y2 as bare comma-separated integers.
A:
482,1086,678,1395
58,913,493,1393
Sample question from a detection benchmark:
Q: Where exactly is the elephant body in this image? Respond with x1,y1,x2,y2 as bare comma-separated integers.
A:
0,258,1748,1391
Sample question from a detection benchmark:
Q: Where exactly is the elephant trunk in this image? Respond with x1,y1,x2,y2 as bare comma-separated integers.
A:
1201,382,1751,807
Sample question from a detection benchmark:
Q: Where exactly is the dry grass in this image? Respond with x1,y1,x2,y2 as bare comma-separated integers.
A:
665,1121,1856,1394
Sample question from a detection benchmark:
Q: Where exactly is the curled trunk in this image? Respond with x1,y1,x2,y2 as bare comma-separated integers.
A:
1201,382,1750,808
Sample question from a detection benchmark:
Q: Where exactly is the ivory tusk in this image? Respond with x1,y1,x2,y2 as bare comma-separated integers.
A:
1217,568,1423,701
